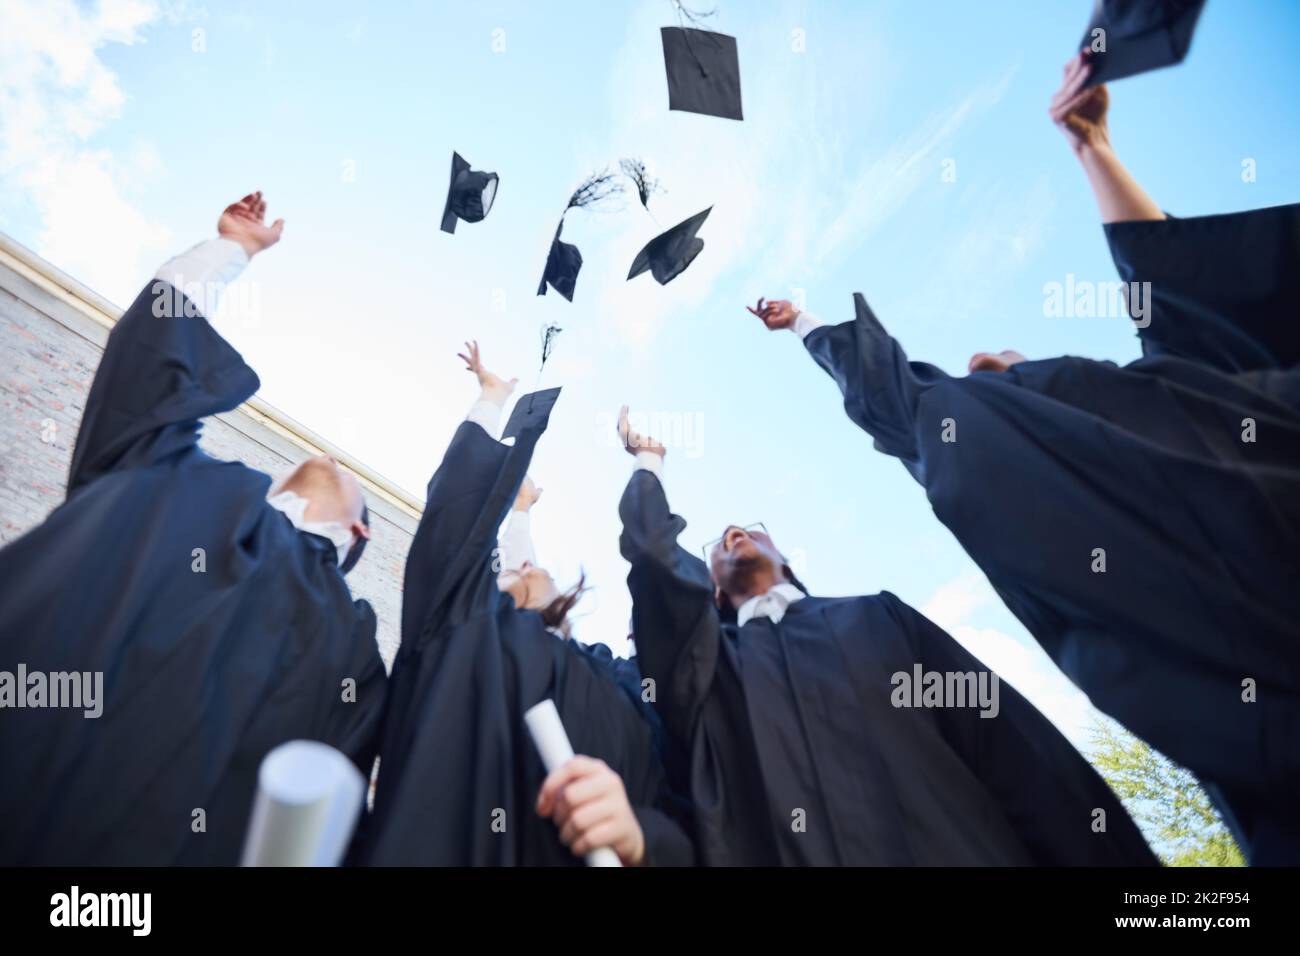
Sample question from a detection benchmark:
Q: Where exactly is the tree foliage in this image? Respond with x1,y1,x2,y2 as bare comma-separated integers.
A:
1089,720,1244,867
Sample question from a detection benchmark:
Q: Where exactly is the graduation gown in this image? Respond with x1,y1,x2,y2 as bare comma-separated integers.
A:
353,407,694,866
619,471,1156,866
1106,203,1300,373
804,208,1300,863
0,280,387,866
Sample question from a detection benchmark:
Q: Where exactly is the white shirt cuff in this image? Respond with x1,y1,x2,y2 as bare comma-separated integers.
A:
466,394,506,438
793,311,824,340
499,510,537,572
154,238,249,320
634,450,664,483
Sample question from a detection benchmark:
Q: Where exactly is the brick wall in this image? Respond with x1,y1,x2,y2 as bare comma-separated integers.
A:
0,239,416,667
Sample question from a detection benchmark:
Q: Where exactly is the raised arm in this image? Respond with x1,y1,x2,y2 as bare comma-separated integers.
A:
616,407,721,743
68,193,281,493
747,295,948,471
401,345,559,644
498,476,542,572
1050,51,1163,224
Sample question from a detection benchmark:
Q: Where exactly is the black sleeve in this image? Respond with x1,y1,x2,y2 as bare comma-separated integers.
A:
803,293,951,470
882,592,1157,866
68,279,260,494
634,805,697,867
1104,203,1300,373
320,600,388,778
617,469,721,744
402,395,557,646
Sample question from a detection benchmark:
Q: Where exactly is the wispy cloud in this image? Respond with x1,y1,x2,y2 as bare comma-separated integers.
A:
590,6,1020,348
0,0,170,305
804,64,1021,272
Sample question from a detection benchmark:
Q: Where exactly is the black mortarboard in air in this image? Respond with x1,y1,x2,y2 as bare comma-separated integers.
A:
441,152,499,234
628,207,712,285
339,504,369,575
661,27,743,120
537,222,582,301
503,387,562,440
1080,0,1205,87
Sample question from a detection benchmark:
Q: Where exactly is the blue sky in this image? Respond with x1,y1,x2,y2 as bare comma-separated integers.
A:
3,0,1298,752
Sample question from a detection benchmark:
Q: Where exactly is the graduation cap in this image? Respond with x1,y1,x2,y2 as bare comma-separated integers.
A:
503,387,562,440
1080,0,1205,86
537,222,582,301
537,169,624,302
440,152,499,234
661,27,743,120
339,504,368,575
628,207,712,285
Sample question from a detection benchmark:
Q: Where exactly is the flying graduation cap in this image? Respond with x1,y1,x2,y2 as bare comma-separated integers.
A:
538,169,624,302
628,207,712,286
537,222,582,301
661,27,743,120
441,151,499,234
1079,0,1205,87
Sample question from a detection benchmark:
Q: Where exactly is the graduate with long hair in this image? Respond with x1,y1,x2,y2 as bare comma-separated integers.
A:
353,344,693,866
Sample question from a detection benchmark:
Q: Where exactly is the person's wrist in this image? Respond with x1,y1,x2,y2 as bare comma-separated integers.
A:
220,231,262,260
1074,135,1113,163
480,383,512,406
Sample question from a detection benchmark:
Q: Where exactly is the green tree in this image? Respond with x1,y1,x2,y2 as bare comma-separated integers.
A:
1089,720,1244,867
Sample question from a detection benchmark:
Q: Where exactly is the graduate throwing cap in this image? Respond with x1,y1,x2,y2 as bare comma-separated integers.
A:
615,407,1155,866
350,344,694,866
740,67,1300,860
0,193,387,865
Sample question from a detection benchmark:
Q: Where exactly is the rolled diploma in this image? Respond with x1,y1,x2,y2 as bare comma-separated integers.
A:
524,699,622,867
240,739,366,867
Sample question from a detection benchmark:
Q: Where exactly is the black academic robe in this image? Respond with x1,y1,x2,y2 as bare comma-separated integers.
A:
1106,203,1300,373
0,280,387,866
619,472,1156,866
804,207,1300,863
352,409,695,866
570,641,694,835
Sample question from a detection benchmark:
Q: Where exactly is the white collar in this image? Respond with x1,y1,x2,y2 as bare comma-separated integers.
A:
735,582,806,627
266,489,352,567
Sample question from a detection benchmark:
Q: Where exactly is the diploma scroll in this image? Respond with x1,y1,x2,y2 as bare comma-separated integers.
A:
524,699,622,867
240,739,366,867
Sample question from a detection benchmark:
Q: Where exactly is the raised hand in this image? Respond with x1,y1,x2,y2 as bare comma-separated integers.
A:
746,297,799,331
458,340,518,403
968,350,1028,374
218,191,285,259
618,405,666,458
1050,51,1110,155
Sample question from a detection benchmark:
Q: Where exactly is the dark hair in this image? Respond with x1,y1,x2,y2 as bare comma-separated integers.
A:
540,571,589,634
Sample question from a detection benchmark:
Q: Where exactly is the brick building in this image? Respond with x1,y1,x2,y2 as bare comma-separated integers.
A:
0,232,419,667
